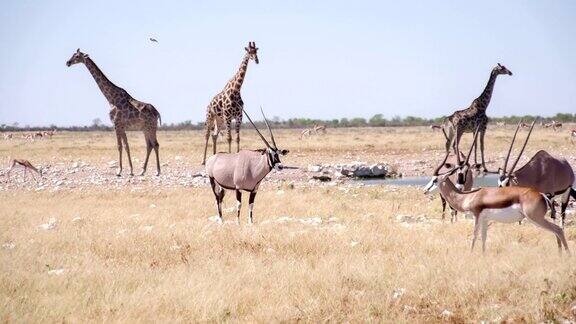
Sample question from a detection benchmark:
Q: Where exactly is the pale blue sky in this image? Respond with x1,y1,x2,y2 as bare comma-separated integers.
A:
0,0,575,126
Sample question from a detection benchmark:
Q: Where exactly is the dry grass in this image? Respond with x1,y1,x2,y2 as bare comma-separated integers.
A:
1,127,576,322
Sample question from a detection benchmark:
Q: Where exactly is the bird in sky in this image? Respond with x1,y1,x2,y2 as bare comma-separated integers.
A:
149,37,158,43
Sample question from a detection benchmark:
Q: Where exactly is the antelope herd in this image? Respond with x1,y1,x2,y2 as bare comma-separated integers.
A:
1,45,574,254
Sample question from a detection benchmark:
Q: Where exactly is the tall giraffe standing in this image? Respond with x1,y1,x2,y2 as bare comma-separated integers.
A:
441,63,512,172
202,42,259,165
67,49,162,176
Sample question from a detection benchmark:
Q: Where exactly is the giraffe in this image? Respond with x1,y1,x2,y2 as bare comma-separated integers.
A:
67,49,162,176
441,63,513,172
202,41,259,165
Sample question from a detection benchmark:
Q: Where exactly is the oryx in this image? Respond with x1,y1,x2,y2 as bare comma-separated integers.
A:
498,120,576,227
205,107,289,224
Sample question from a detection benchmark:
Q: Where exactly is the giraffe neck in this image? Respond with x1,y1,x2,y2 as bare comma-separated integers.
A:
226,53,251,92
475,71,498,110
83,57,122,103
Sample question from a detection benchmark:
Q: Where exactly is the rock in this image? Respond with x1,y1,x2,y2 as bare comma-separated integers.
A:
307,165,322,172
2,242,15,250
352,166,373,177
350,241,359,247
370,164,388,176
440,309,453,318
47,268,65,276
312,175,332,182
392,288,406,300
39,218,57,230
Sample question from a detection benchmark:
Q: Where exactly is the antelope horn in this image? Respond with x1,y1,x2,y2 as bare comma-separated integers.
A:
502,119,522,174
509,119,537,174
433,151,451,176
464,125,481,166
260,106,277,149
243,108,272,149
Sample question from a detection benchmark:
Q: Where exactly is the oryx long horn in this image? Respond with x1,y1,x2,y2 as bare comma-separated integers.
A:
260,106,277,148
433,151,451,176
464,125,481,166
509,119,537,174
503,119,523,173
243,108,272,149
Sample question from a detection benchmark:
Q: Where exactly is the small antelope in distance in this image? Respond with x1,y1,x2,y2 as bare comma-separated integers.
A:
519,122,530,129
205,107,289,224
570,129,576,144
498,120,576,227
544,120,562,131
300,123,328,139
2,133,13,140
496,121,506,128
7,159,42,181
424,130,569,254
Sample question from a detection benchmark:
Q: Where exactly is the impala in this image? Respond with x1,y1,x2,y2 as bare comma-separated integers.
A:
205,107,288,224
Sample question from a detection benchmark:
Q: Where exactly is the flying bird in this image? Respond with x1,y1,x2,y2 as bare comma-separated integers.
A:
149,38,158,43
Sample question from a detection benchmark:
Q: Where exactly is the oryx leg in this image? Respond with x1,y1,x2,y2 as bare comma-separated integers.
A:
121,132,134,176
235,190,242,225
559,188,572,228
451,208,457,223
248,191,257,224
115,130,123,176
441,197,447,221
210,178,225,223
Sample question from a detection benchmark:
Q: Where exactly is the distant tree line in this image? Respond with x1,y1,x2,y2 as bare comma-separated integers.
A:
1,113,575,132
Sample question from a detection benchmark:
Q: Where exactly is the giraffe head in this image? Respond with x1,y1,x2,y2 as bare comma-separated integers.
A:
493,63,512,76
66,49,88,67
244,41,259,64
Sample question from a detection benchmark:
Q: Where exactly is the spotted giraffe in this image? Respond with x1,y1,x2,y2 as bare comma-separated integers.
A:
202,42,259,165
67,49,162,176
441,63,513,172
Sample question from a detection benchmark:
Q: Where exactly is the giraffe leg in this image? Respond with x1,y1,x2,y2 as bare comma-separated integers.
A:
235,117,242,153
202,118,213,166
226,120,232,153
121,133,134,176
479,129,488,172
141,134,153,176
454,129,463,166
115,131,123,177
152,132,160,176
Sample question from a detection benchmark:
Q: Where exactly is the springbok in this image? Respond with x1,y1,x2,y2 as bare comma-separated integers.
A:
7,159,42,182
424,132,569,254
313,123,327,134
428,148,474,222
519,122,530,129
570,129,576,144
544,120,562,132
498,120,575,227
205,108,289,224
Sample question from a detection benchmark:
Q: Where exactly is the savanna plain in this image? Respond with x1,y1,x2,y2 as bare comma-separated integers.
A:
1,126,576,323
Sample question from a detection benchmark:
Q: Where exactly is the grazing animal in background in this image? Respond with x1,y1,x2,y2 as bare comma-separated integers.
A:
313,123,327,134
43,129,56,138
205,108,288,224
67,49,162,176
570,129,576,144
34,132,43,138
202,42,260,165
7,159,42,181
299,128,312,139
543,120,562,131
430,124,443,132
496,121,506,128
519,122,531,129
498,120,576,227
424,164,568,254
3,133,13,140
439,64,513,173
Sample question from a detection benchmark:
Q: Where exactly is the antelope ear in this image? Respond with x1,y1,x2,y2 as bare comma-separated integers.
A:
76,48,80,53
245,47,249,52
281,149,289,155
498,63,502,67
